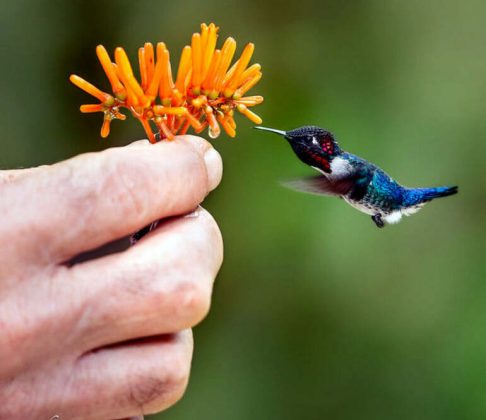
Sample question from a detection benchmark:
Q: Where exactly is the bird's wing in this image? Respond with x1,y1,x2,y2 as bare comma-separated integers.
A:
281,175,355,197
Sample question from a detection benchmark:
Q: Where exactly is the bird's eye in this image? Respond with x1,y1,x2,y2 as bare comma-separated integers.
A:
311,137,319,146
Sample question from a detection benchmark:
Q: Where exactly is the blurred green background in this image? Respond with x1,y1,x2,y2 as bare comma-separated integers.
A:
1,1,485,419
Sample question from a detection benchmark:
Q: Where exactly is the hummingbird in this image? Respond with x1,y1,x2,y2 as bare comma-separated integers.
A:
255,125,458,228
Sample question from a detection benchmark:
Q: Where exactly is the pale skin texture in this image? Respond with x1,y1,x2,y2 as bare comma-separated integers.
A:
0,136,224,420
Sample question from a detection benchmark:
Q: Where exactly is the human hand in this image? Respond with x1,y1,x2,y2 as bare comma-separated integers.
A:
0,136,223,419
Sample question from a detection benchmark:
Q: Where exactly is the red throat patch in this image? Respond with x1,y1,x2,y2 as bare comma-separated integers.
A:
307,151,331,172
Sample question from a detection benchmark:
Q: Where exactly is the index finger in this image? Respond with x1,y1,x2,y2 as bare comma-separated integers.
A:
0,136,222,265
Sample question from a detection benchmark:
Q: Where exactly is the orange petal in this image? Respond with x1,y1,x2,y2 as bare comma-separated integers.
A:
171,88,184,106
138,47,148,91
96,45,125,97
184,110,203,131
238,63,261,86
70,74,113,103
202,49,221,91
185,69,192,91
100,117,111,138
212,37,236,94
114,47,148,106
217,114,236,138
236,103,262,124
153,106,187,116
145,42,166,99
200,23,209,49
175,46,192,93
201,23,218,81
233,72,262,99
234,95,264,106
191,33,203,89
126,88,139,106
144,42,155,87
222,60,239,88
158,46,173,100
80,104,104,113
228,115,236,129
225,43,255,94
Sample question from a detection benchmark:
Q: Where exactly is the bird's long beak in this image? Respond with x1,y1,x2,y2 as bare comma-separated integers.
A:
253,126,287,137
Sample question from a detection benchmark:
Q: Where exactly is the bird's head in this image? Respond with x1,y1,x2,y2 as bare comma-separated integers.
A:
254,125,341,173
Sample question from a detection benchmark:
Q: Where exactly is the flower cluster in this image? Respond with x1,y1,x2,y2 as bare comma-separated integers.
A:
70,23,263,142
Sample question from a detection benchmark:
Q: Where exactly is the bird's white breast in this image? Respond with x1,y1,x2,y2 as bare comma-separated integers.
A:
311,156,352,180
329,157,353,179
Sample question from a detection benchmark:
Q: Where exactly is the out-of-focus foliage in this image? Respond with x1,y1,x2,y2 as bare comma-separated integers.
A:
1,1,485,419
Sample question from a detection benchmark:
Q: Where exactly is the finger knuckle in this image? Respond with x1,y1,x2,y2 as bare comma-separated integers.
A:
127,376,170,412
127,354,190,413
136,260,214,328
175,278,211,326
163,348,191,397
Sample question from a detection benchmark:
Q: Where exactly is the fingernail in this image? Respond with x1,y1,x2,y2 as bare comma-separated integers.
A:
184,205,202,218
204,147,223,191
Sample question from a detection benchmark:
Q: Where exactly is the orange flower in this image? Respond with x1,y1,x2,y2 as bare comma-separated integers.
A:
70,23,263,143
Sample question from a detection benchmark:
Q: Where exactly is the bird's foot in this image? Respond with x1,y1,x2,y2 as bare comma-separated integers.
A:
371,214,385,228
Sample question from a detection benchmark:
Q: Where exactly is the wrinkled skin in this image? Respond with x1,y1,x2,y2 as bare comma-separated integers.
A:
0,136,223,420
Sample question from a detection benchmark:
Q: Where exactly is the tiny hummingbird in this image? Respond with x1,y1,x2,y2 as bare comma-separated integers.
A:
255,125,458,228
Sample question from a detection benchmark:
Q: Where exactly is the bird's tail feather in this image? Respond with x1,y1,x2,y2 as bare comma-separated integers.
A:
405,186,458,205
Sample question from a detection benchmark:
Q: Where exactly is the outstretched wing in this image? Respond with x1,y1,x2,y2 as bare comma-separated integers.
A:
281,175,355,197
282,156,375,199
